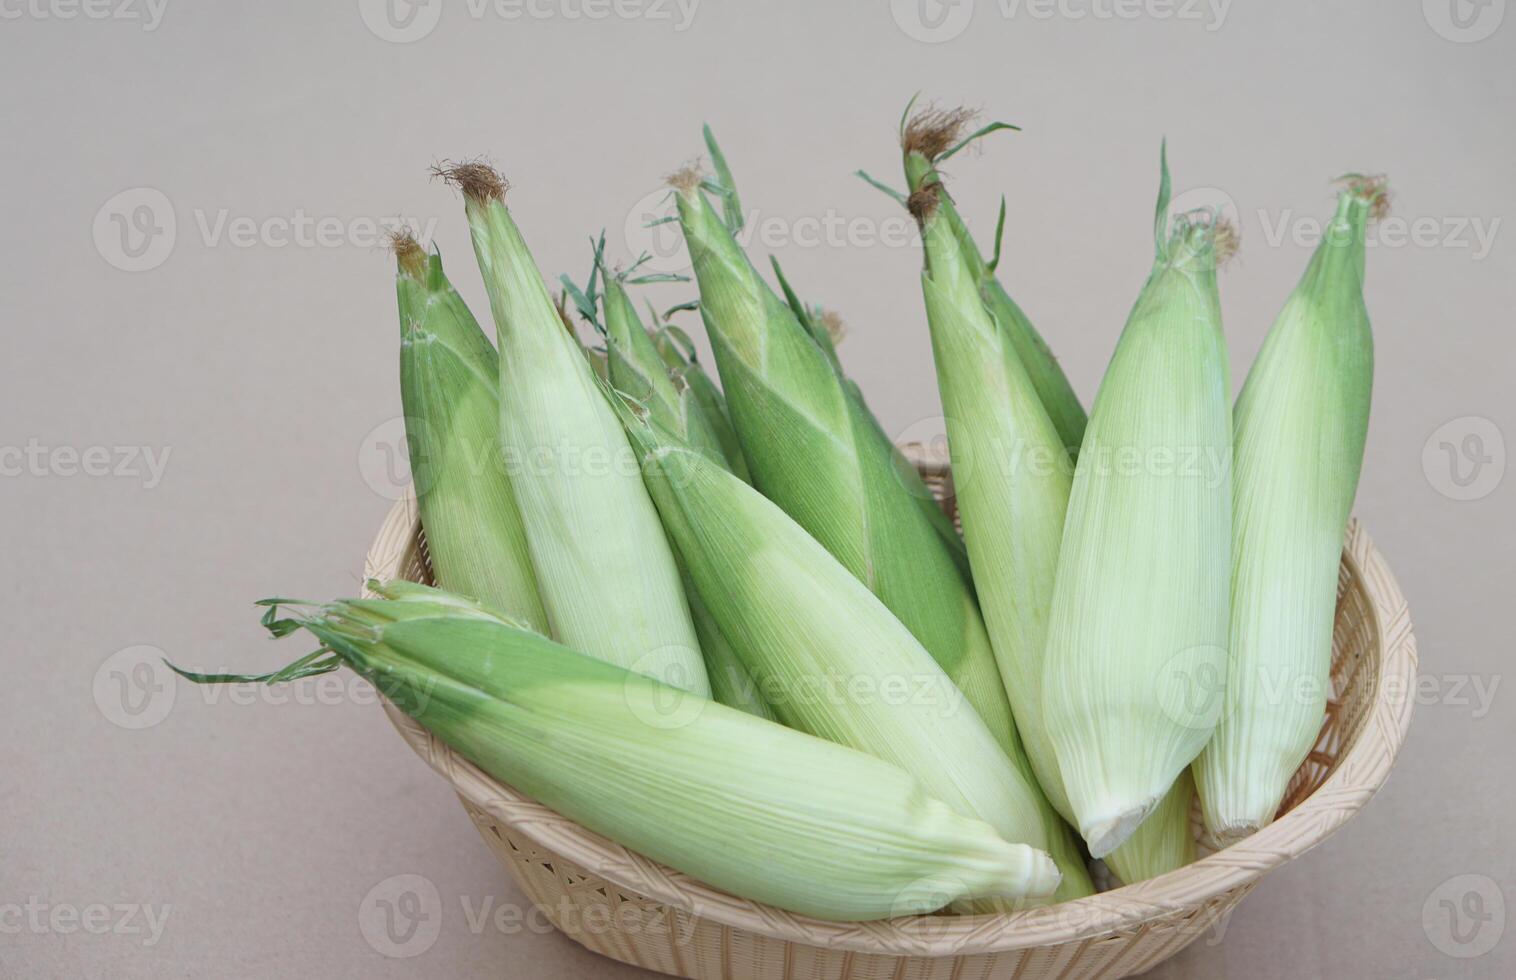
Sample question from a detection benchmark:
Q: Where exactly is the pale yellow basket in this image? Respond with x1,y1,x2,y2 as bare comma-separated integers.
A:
362,451,1417,980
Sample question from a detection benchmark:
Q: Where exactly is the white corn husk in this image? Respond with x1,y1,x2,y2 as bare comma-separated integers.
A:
1042,146,1233,858
439,162,708,696
1193,179,1380,844
904,112,1193,886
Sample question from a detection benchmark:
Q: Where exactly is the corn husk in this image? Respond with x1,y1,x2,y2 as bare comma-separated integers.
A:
651,322,752,482
606,395,1063,906
439,163,708,696
667,172,1021,780
765,254,973,578
1105,769,1198,885
908,123,1196,884
770,255,844,371
391,236,548,633
863,103,1086,452
602,272,731,470
182,580,1054,922
908,151,1117,899
600,270,774,719
1193,180,1379,844
1042,146,1233,858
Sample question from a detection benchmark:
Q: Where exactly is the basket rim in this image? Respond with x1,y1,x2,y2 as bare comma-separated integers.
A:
362,473,1417,956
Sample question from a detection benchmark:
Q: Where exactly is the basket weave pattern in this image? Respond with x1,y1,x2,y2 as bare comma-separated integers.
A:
362,455,1416,979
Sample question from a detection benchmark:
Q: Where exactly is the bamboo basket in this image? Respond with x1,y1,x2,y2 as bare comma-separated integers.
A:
362,449,1417,980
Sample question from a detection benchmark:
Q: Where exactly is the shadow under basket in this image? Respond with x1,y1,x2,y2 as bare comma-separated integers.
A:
362,449,1417,980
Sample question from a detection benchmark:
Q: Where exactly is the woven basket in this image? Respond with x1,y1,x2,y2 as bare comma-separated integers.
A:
362,450,1416,980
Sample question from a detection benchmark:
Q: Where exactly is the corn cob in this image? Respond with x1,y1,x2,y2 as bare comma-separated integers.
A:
598,265,774,719
862,103,1086,452
666,168,1021,779
1193,178,1380,844
906,146,1113,898
906,117,1194,884
606,394,1064,906
176,580,1055,921
1042,145,1233,858
438,162,708,696
390,235,549,632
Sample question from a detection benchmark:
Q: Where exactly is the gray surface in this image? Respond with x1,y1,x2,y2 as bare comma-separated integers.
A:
2,1,1512,977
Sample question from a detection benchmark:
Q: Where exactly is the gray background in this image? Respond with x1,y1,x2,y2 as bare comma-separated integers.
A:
3,0,1512,977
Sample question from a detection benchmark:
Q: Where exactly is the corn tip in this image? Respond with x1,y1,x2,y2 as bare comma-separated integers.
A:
389,229,428,279
1334,173,1392,223
1213,218,1241,267
433,158,508,202
666,160,705,193
1082,795,1160,858
901,103,979,160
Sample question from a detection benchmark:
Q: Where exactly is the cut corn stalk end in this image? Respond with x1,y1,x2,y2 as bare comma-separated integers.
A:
1082,795,1161,860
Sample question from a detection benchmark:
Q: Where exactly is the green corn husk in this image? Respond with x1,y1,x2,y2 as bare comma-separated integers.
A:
439,163,708,696
602,272,731,470
667,172,1023,781
177,580,1055,921
391,236,549,633
605,394,1065,906
906,174,1097,894
863,104,1087,453
600,270,774,720
703,125,970,575
770,255,844,371
1042,146,1233,859
650,322,752,482
1194,179,1380,844
764,255,972,576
